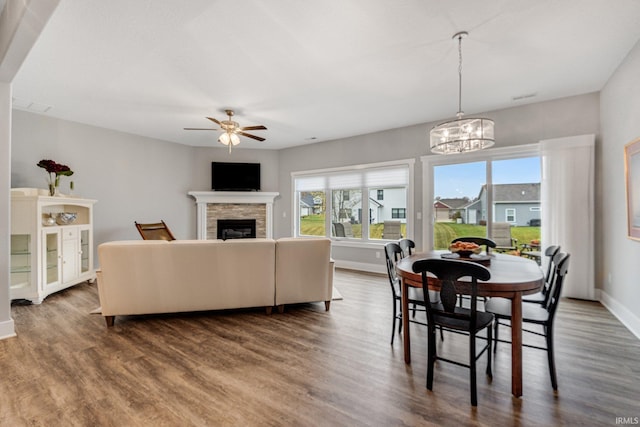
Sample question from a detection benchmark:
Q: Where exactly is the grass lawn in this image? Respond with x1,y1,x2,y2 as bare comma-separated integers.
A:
300,215,540,250
300,215,407,239
433,223,540,249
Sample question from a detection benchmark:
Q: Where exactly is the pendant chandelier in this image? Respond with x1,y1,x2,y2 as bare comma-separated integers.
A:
430,31,494,154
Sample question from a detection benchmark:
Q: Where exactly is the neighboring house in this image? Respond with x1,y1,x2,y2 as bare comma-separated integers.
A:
464,197,484,224
368,188,406,224
299,194,315,216
342,188,406,224
473,183,540,226
299,193,323,216
433,197,470,222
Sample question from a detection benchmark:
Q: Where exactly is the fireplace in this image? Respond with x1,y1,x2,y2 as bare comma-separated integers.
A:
217,219,256,240
188,191,279,240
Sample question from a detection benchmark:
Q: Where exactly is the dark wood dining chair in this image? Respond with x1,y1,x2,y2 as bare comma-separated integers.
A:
451,237,497,254
450,237,495,306
134,220,176,241
485,252,570,390
523,245,561,305
384,242,428,345
398,238,415,257
411,258,494,406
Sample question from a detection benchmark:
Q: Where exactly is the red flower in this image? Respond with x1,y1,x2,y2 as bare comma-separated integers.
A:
37,159,74,176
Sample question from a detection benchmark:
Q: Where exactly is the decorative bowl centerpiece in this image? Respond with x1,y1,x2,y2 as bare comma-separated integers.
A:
56,212,77,225
449,241,482,258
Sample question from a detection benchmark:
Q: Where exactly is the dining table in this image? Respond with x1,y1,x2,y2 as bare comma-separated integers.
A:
395,250,544,398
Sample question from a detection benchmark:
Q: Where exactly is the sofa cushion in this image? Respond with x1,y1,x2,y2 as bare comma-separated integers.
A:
275,237,333,306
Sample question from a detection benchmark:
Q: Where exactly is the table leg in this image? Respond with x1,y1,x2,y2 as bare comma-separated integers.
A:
401,278,411,364
511,293,523,397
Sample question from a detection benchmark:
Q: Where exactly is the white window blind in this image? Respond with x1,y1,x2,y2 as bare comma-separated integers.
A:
294,165,409,191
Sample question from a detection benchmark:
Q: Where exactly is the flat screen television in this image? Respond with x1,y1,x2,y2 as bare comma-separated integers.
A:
211,162,261,191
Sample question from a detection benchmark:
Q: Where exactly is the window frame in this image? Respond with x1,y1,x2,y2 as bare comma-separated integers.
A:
391,208,406,219
421,143,541,250
505,208,516,223
292,159,415,246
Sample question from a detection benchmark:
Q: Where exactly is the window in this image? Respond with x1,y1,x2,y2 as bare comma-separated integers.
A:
298,191,326,236
392,208,406,219
425,146,541,250
293,161,413,243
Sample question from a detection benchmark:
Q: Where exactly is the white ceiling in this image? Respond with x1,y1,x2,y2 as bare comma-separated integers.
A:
11,0,640,150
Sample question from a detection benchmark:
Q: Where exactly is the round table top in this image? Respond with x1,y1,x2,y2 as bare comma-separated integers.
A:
396,251,544,296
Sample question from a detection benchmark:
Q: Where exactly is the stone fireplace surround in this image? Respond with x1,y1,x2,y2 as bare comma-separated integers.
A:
188,191,279,240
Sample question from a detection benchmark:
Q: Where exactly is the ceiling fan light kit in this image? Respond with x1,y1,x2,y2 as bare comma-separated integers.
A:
184,109,267,153
430,31,495,155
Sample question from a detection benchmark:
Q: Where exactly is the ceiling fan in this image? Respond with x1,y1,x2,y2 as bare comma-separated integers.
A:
184,109,267,153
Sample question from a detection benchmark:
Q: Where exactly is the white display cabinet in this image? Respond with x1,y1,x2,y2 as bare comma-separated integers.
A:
10,188,97,304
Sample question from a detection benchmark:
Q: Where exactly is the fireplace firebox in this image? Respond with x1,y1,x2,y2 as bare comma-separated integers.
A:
217,219,257,240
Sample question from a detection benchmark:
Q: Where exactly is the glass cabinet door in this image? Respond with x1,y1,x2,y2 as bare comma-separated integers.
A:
80,229,90,274
44,230,60,286
10,234,31,291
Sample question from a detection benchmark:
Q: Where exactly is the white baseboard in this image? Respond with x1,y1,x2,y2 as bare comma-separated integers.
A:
334,260,386,275
0,318,16,340
597,289,640,340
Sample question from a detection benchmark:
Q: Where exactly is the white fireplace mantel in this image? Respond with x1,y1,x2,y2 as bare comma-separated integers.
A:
188,191,279,239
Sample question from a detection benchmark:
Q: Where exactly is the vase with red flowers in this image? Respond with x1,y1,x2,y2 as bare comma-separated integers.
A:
37,159,74,196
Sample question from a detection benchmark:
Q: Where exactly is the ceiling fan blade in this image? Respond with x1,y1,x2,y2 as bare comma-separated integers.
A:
238,131,265,142
184,127,218,131
206,117,222,126
240,125,267,131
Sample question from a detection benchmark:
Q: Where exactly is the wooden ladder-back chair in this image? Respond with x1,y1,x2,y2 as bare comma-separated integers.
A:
398,238,415,257
485,252,571,390
135,220,176,241
412,258,494,406
523,245,561,305
384,242,429,345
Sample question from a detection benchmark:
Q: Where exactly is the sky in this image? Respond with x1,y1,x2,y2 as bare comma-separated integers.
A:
434,156,541,199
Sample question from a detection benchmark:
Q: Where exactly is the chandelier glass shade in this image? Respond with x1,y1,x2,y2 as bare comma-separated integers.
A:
430,116,494,154
429,31,495,154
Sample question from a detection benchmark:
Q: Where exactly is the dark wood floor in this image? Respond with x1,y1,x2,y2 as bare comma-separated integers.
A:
1,269,639,426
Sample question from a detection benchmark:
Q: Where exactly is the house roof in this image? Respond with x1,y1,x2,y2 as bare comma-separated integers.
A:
479,183,540,202
300,194,315,208
436,198,470,209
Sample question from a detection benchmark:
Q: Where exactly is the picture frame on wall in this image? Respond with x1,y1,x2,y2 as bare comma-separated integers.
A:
625,137,640,240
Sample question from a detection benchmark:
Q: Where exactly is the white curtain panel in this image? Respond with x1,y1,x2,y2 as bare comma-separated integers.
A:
541,134,595,300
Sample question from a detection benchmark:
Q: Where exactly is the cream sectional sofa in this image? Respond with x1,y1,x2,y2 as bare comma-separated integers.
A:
96,237,333,326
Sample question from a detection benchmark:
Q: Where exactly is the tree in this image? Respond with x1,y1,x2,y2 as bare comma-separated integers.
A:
332,189,361,223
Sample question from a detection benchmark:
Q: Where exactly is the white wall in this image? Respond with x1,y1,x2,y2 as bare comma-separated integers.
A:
11,110,280,267
599,39,640,337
